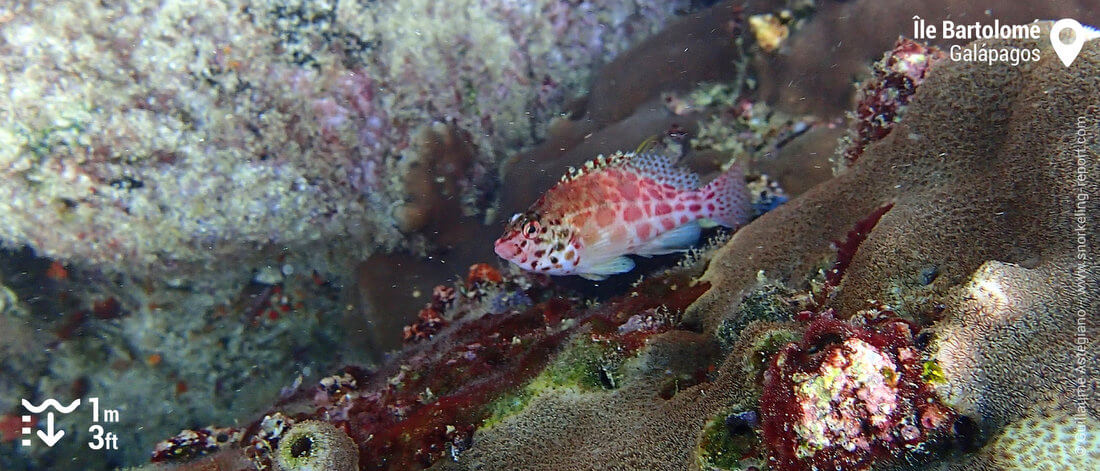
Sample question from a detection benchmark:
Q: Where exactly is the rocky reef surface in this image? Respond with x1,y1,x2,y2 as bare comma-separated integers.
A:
0,0,688,281
0,0,693,469
1,1,1097,470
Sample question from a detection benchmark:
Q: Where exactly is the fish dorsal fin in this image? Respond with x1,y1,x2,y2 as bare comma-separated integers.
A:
559,152,631,183
623,152,700,190
558,150,700,190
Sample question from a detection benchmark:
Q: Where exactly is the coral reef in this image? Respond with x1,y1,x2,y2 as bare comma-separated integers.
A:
929,261,1098,429
461,25,1098,471
688,24,1100,471
4,2,1099,471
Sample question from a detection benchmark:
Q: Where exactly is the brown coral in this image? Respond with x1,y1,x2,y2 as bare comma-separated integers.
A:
930,261,1099,428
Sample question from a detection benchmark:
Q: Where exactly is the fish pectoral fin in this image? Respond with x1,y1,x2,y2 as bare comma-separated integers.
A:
579,256,636,279
634,221,701,256
697,217,719,229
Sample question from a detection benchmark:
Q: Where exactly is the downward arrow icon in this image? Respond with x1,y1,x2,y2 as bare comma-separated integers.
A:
36,412,64,447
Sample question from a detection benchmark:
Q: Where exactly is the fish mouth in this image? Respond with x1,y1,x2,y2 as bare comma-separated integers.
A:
493,239,518,259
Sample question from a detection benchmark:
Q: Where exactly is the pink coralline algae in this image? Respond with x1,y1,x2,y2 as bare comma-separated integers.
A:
761,317,956,471
839,38,946,168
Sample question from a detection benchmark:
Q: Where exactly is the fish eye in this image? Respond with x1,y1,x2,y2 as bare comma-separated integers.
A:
522,222,539,238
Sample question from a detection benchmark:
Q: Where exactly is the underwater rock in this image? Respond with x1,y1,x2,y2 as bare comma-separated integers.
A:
0,246,358,470
584,3,747,127
760,317,956,470
0,0,690,281
0,5,697,467
0,278,49,418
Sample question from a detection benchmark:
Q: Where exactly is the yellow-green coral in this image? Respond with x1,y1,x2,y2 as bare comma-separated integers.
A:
482,335,631,429
274,420,359,471
921,360,946,384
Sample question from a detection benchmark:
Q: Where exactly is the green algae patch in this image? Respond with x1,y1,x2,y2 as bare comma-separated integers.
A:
716,280,801,350
697,411,763,471
743,327,800,378
922,359,946,384
482,388,536,430
481,335,629,429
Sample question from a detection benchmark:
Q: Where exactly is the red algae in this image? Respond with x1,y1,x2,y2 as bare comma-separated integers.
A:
465,263,504,288
152,264,711,470
821,203,894,303
760,317,956,471
840,39,946,167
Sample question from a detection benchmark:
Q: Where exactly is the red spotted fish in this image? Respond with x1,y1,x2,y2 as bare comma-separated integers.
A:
494,150,751,280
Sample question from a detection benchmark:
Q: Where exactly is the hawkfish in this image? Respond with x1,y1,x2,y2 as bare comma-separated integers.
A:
494,150,751,280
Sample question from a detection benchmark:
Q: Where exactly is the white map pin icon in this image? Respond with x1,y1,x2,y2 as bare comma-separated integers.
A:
1050,18,1100,67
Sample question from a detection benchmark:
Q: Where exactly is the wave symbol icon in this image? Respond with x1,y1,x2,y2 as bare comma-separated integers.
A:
21,398,81,414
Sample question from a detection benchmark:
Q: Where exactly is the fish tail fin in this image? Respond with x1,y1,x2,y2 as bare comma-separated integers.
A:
698,163,751,229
